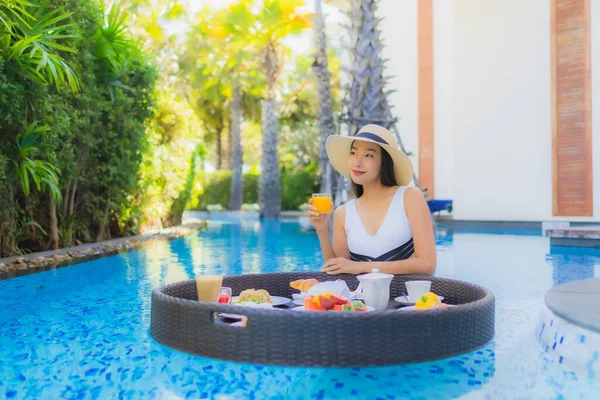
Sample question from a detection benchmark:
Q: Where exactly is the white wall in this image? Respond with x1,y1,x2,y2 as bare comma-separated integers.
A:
378,0,600,221
592,0,600,220
451,0,552,221
433,0,454,200
378,0,419,176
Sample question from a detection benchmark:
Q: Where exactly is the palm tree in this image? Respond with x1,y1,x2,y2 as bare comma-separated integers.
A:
312,0,337,194
344,0,394,132
334,0,418,203
253,0,310,218
229,87,244,210
183,2,264,209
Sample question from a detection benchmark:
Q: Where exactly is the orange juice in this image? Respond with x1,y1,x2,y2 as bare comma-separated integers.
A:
312,194,332,213
196,275,223,302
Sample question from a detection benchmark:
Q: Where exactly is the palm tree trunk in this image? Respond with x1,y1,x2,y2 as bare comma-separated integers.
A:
215,126,223,169
259,41,282,218
226,122,233,169
0,188,16,257
313,0,336,194
259,99,281,218
96,205,109,242
346,0,394,130
229,87,244,210
336,0,418,192
48,196,59,250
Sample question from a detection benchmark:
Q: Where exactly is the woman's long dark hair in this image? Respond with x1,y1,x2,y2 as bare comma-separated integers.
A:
351,141,398,198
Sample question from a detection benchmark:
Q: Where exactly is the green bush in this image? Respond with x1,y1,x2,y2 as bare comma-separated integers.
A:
196,171,260,210
243,173,259,205
281,164,319,211
197,166,318,212
196,170,232,210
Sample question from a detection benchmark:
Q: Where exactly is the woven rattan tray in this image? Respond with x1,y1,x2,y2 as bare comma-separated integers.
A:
150,272,495,367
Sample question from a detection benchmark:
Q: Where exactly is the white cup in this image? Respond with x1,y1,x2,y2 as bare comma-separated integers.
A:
405,280,432,302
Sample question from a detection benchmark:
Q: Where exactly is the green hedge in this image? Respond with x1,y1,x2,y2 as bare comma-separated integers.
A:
196,171,259,210
196,166,319,211
281,163,320,211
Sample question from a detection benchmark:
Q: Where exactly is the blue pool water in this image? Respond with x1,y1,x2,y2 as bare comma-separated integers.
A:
1,218,599,399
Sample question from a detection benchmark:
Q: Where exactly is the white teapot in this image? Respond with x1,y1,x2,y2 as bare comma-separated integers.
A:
355,268,394,311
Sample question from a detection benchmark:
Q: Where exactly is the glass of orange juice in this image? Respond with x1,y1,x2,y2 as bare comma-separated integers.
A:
196,275,223,302
312,193,333,213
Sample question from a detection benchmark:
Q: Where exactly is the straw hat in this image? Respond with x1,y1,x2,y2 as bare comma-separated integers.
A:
325,124,414,186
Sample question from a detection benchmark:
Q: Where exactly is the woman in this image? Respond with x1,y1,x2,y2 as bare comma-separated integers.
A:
308,124,436,275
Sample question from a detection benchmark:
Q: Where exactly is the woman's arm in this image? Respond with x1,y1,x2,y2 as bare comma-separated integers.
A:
315,205,350,262
322,187,436,275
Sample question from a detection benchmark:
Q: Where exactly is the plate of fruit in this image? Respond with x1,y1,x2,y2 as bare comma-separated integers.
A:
292,292,373,312
397,292,452,311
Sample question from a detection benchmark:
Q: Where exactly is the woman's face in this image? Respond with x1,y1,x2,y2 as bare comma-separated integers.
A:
348,140,382,185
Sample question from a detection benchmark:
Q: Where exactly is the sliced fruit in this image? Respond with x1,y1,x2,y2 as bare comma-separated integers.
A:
304,297,325,311
415,294,434,310
319,295,336,310
424,292,440,304
342,304,355,312
330,294,349,305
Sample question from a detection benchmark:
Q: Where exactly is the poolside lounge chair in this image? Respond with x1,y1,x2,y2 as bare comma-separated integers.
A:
427,199,453,215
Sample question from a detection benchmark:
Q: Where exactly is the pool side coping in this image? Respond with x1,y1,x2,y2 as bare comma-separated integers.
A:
0,220,207,280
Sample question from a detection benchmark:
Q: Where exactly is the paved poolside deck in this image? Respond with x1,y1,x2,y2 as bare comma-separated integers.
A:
546,225,600,247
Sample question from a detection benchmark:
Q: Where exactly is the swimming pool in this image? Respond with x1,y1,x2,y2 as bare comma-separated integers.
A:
0,219,598,399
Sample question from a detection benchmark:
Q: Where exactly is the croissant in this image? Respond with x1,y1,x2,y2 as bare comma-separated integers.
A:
290,278,319,293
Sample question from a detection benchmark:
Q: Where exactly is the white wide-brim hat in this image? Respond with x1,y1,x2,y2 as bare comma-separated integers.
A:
325,124,414,186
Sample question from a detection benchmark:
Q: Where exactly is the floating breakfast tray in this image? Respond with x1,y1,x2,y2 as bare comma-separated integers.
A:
150,272,495,367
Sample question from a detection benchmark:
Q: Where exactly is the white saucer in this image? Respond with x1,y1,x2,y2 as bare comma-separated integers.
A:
394,295,444,306
398,304,455,311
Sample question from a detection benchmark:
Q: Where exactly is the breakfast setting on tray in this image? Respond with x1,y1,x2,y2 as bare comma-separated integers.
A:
197,269,451,315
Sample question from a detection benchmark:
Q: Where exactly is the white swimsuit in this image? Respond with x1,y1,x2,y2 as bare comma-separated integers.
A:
344,186,414,262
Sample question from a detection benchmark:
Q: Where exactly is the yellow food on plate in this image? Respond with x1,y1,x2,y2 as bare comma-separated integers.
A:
238,289,273,304
414,292,443,310
289,278,319,293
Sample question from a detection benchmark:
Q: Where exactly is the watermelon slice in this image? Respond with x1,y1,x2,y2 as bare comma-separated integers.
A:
304,297,325,311
330,294,349,305
319,295,336,310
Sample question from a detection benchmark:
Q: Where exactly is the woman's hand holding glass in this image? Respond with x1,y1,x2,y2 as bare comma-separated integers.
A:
307,193,333,233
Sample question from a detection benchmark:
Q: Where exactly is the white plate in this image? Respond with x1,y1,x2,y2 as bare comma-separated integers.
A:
398,304,455,311
292,305,374,312
394,295,444,306
291,293,308,301
231,296,290,307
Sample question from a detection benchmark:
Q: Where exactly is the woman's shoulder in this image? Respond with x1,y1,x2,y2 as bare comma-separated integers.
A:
334,203,347,218
402,186,428,213
402,186,424,198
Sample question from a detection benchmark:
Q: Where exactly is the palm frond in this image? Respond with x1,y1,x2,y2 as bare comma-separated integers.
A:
0,0,33,33
14,122,62,202
94,2,144,77
5,0,80,92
